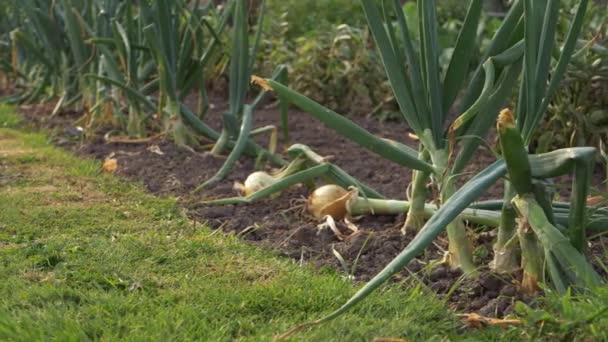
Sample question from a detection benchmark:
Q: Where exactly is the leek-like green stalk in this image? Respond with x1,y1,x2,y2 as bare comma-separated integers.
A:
498,108,533,194
492,109,524,274
568,157,593,251
211,0,252,155
441,175,477,275
348,198,500,227
513,195,602,292
402,150,430,234
497,107,544,290
491,182,519,273
516,215,544,294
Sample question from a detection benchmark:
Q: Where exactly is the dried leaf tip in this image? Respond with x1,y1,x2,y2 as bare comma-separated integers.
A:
497,108,515,131
251,75,272,91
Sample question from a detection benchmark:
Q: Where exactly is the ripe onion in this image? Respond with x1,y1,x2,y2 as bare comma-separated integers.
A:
307,184,354,219
233,158,307,197
234,171,275,196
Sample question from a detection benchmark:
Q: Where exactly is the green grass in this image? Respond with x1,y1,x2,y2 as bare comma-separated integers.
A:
0,103,607,341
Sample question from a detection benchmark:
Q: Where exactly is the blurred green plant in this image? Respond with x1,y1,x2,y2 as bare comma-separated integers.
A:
255,0,506,116
534,1,608,155
255,2,389,115
258,22,391,115
264,0,367,39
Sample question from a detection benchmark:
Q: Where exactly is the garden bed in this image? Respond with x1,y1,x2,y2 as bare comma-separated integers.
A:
17,96,608,319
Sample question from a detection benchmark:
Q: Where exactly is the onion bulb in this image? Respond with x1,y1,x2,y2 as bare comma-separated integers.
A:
233,158,307,197
234,171,275,196
307,184,354,220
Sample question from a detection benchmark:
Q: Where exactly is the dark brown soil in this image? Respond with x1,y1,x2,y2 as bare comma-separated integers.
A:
15,95,608,319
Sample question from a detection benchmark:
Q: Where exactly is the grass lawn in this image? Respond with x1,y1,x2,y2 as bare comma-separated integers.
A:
0,104,607,341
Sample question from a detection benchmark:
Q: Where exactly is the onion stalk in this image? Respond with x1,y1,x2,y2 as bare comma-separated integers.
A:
491,182,519,273
516,216,544,294
497,107,543,291
348,197,500,227
306,184,501,227
402,149,431,234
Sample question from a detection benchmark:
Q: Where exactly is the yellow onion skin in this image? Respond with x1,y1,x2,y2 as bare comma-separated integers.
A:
307,184,351,219
239,171,275,196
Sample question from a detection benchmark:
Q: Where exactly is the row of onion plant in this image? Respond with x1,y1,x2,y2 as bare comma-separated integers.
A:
0,0,288,185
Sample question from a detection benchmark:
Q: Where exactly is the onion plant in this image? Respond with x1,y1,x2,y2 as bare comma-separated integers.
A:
86,0,233,141
259,0,528,274
5,0,79,106
492,0,592,273
251,0,603,338
3,0,289,184
88,0,159,137
140,0,211,145
193,0,293,190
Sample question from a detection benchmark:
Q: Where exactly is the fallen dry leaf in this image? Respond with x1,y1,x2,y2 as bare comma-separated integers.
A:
459,313,522,328
103,158,118,173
